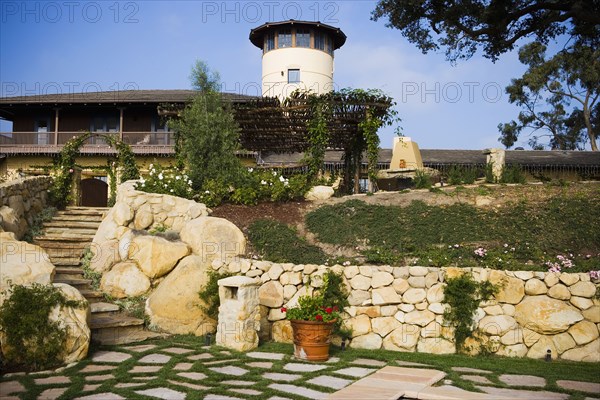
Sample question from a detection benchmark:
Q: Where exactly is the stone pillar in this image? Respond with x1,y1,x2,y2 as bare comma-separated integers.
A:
216,276,261,352
484,148,505,182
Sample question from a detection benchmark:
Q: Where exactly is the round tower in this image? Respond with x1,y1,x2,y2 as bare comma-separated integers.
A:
249,20,346,100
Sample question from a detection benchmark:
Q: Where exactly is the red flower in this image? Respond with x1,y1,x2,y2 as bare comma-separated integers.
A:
325,307,333,314
280,307,287,313
333,306,339,312
315,314,323,321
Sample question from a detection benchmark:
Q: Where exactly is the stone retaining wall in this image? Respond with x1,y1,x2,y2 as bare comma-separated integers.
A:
214,260,600,362
0,176,52,239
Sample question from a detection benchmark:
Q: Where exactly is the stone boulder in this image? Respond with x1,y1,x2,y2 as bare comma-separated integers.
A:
515,295,583,334
0,233,54,289
304,186,335,201
180,217,246,263
0,206,27,239
129,235,190,279
100,262,151,298
489,270,525,304
89,239,120,273
382,325,420,351
350,333,383,350
145,256,215,335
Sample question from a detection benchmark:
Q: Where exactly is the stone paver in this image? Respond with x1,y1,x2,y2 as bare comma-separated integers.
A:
230,388,263,396
246,351,285,360
209,366,249,376
167,380,210,391
307,375,353,390
132,377,155,381
188,353,213,360
81,384,101,392
177,372,207,380
350,358,386,367
135,388,186,400
268,383,328,400
263,372,302,382
452,366,493,374
327,357,340,363
91,351,132,363
333,366,376,378
75,393,125,400
138,353,171,364
267,397,293,400
123,344,156,352
248,361,273,368
396,360,431,367
222,380,256,386
477,386,569,400
84,374,113,382
173,362,193,371
34,376,71,385
1,381,26,394
115,383,144,388
204,359,235,366
557,380,600,394
462,375,494,385
283,363,327,372
204,395,240,400
161,347,193,355
38,387,67,400
130,365,162,373
79,365,115,373
499,374,546,387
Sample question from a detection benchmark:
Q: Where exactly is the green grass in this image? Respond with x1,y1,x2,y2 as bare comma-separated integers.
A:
305,194,600,271
3,336,598,400
247,219,327,264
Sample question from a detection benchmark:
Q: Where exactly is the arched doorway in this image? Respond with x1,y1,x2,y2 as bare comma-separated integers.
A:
81,178,108,207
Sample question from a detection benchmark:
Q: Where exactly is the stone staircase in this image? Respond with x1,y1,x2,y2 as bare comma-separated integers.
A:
34,206,156,345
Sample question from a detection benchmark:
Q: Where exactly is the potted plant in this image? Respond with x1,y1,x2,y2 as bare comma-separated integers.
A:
281,272,348,361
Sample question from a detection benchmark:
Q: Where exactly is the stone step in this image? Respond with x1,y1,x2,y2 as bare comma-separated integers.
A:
79,289,104,302
51,215,104,222
34,241,90,250
44,221,102,229
35,235,92,243
90,302,120,315
54,267,84,280
57,209,108,217
48,252,85,261
53,278,93,289
90,315,148,345
42,229,97,237
66,206,111,211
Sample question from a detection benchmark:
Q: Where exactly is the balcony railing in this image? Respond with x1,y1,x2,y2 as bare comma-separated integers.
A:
0,131,175,146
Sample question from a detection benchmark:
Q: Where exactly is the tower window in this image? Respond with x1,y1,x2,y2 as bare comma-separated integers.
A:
296,29,310,47
278,29,292,48
288,69,300,84
315,32,325,50
265,32,275,52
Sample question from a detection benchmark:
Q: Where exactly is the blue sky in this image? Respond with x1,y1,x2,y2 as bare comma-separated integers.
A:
1,0,553,150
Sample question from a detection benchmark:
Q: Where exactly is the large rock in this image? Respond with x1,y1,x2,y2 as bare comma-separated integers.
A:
145,256,215,335
100,262,151,299
350,333,383,350
489,270,524,304
180,217,246,263
0,233,54,288
371,317,401,337
259,281,284,308
527,336,556,360
371,272,394,288
113,202,134,226
346,314,371,337
372,287,402,305
478,315,517,336
404,310,435,327
129,235,189,279
417,337,455,354
0,206,27,239
515,295,583,334
382,325,420,351
403,288,427,304
561,339,600,362
569,281,597,298
304,186,334,201
272,320,293,343
525,278,547,295
568,320,599,345
89,239,120,273
0,283,90,366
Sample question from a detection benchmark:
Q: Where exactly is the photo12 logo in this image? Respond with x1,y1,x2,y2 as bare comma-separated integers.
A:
401,81,503,104
1,81,140,100
200,1,339,24
1,1,140,24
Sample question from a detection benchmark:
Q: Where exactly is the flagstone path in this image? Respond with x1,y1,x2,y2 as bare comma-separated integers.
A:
1,341,599,400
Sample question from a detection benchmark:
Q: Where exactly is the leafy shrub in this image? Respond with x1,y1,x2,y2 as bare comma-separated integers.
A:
22,206,57,243
0,283,85,370
248,219,327,264
136,163,194,198
500,164,527,184
412,169,432,189
446,166,479,185
81,248,102,290
443,273,498,352
198,270,235,320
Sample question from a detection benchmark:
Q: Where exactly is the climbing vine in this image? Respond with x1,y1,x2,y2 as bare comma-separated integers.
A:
305,95,331,178
0,283,86,370
442,273,499,353
104,135,140,182
359,108,384,189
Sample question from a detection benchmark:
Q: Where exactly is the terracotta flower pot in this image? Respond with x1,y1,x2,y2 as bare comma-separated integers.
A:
290,319,335,362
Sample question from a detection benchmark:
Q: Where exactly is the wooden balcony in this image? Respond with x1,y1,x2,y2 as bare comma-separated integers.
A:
0,132,176,156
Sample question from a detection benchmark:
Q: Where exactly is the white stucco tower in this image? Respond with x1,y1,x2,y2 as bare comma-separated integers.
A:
249,20,346,100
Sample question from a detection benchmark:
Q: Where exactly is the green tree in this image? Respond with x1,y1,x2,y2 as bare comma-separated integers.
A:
371,0,599,62
498,41,599,150
170,61,242,189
